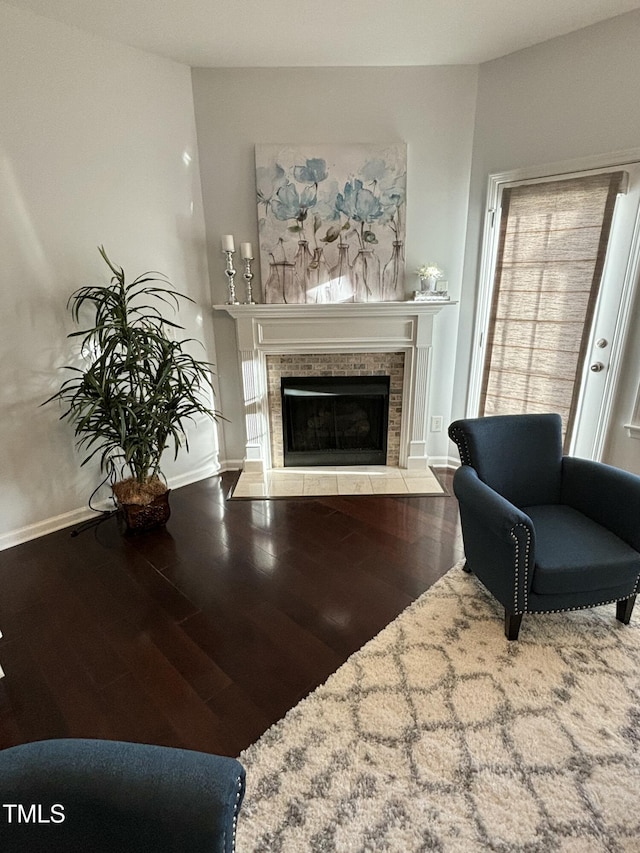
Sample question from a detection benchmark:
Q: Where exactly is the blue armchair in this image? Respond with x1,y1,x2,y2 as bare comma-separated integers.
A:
0,739,245,853
448,413,640,640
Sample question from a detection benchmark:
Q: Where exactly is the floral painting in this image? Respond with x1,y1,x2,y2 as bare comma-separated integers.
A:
255,143,407,303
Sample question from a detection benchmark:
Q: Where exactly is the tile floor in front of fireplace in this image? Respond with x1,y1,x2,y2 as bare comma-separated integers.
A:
230,465,445,499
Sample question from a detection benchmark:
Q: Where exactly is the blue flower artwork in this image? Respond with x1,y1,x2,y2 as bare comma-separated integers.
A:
255,144,407,303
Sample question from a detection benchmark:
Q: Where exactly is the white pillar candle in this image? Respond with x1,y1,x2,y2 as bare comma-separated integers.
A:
222,234,235,252
241,242,253,259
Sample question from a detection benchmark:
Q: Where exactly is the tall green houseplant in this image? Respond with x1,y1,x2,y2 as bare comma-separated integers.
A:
47,247,219,529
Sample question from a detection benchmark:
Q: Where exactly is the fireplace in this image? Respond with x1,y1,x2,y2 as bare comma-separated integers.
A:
267,351,403,468
214,302,455,473
281,375,390,466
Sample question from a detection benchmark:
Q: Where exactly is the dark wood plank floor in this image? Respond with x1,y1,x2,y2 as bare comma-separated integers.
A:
0,469,463,756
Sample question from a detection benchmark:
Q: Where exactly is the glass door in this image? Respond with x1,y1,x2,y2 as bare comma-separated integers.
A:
470,161,640,458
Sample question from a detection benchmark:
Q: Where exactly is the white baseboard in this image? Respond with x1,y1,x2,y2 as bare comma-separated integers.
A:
219,458,244,472
165,463,221,491
0,505,111,553
0,463,222,553
428,455,460,469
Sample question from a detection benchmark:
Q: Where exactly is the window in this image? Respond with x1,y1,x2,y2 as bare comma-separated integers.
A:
480,172,624,447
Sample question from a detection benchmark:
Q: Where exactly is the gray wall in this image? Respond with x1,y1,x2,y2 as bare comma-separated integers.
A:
5,5,640,548
0,2,216,547
191,66,478,465
457,9,640,473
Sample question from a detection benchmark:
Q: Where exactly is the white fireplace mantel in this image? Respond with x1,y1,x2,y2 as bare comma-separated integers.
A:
214,301,456,473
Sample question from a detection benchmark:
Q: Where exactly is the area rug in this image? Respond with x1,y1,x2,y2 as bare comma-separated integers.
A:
237,563,640,851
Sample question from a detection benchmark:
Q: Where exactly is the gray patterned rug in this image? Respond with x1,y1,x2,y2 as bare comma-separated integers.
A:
237,563,640,851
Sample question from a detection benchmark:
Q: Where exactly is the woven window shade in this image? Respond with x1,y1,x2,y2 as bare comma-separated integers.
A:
480,171,624,447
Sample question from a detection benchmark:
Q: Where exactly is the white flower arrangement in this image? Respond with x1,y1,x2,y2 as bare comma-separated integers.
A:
416,263,444,279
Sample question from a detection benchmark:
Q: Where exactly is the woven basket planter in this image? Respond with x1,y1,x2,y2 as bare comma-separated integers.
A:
118,490,171,532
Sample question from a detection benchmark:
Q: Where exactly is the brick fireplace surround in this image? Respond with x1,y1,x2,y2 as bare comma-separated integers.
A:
267,351,405,468
214,302,454,474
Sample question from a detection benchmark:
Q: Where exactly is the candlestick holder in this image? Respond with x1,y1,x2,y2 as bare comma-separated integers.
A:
223,249,239,305
242,256,256,304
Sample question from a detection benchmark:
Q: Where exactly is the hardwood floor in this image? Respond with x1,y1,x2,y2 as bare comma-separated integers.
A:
0,469,463,757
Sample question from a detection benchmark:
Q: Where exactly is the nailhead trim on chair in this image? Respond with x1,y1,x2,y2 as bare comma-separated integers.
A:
510,522,532,614
449,426,472,465
533,596,627,614
228,773,244,853
506,597,633,617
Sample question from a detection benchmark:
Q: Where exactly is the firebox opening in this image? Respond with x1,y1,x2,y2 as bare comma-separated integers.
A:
281,375,390,467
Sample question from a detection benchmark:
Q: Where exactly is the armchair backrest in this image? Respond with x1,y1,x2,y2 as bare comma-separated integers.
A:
449,413,563,507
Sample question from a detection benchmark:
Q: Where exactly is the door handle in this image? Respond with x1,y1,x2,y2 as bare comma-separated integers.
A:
590,362,605,372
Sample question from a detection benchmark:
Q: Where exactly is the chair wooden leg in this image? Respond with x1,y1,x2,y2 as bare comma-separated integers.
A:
616,594,636,625
505,611,523,641
462,561,472,574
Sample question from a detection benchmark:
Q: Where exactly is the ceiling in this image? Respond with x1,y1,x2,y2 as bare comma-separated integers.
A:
5,0,640,67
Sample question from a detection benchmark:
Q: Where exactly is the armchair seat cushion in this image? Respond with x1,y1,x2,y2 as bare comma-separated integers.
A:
525,505,640,596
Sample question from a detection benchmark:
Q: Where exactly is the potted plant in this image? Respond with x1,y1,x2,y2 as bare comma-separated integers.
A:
46,246,219,531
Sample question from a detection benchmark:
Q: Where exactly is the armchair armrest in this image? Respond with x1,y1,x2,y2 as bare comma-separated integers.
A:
0,739,246,853
453,465,535,613
453,465,533,538
561,456,640,552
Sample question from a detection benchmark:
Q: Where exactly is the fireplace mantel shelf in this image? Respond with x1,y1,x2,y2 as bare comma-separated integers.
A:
214,300,456,320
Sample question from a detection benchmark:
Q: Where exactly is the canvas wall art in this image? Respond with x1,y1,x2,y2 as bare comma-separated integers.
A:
255,143,407,304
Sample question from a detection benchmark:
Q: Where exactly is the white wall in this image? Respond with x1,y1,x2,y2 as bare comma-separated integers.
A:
457,9,640,473
0,2,217,548
191,66,478,466
9,7,637,552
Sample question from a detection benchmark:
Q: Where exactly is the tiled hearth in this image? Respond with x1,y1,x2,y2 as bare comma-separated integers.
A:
231,465,444,499
214,302,455,475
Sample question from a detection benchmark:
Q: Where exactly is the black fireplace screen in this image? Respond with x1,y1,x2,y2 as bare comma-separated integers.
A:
281,375,390,467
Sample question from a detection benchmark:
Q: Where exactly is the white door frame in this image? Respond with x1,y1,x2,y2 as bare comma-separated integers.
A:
467,148,640,460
